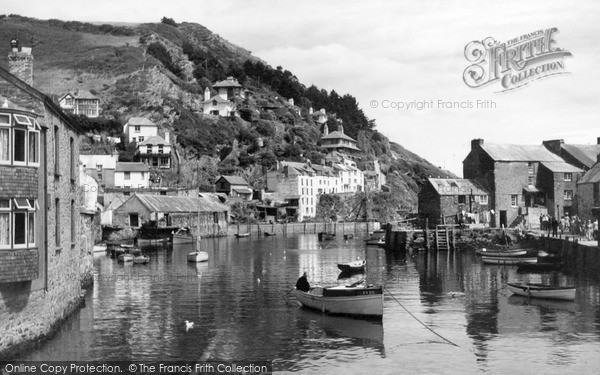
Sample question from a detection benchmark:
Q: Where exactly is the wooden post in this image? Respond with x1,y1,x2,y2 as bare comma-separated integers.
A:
257,223,261,236
424,218,430,251
237,222,240,236
271,222,274,234
304,222,306,234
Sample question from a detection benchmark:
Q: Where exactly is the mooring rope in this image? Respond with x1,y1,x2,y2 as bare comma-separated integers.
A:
383,286,460,347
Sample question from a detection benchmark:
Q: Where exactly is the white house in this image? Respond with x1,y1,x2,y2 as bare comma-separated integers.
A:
114,162,150,188
58,89,100,118
80,153,118,186
201,77,244,116
123,117,158,144
137,133,171,169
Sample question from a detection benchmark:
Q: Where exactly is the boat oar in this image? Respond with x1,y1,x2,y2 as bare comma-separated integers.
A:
281,287,295,304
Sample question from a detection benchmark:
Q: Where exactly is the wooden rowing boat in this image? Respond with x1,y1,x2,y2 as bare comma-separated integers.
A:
506,282,576,301
187,251,209,262
481,256,537,265
293,285,383,319
234,232,250,238
476,248,532,257
337,259,366,273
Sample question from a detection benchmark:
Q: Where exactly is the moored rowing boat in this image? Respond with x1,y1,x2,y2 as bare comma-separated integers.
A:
293,285,383,319
481,256,537,265
506,282,576,301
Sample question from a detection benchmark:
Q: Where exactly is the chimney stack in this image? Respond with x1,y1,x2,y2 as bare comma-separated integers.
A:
164,131,170,144
204,87,211,102
597,137,600,145
471,138,484,150
542,139,564,154
8,39,34,86
597,153,600,163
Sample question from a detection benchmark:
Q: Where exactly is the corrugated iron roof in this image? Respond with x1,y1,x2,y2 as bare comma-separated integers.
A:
427,178,489,196
540,161,584,173
135,194,229,213
562,144,600,169
481,144,563,162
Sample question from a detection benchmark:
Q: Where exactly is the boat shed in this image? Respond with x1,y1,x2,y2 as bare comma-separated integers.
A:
113,194,229,237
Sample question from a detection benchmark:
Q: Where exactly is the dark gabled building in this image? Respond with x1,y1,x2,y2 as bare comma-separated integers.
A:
215,175,252,200
537,161,583,218
463,138,577,228
576,156,600,220
418,178,490,226
543,138,600,172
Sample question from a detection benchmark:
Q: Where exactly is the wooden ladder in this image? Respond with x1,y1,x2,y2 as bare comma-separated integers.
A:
435,225,450,251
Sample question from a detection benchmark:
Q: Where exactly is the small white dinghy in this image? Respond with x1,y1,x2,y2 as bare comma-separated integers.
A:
187,251,209,263
293,284,383,319
337,259,366,273
506,282,576,301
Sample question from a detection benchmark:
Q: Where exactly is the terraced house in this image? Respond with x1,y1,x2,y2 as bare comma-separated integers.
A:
0,40,87,357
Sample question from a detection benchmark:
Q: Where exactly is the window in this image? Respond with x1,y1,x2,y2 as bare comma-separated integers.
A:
0,199,10,249
528,176,534,185
564,173,572,182
29,130,39,164
138,136,144,142
97,164,103,171
55,199,61,247
124,172,131,180
479,195,488,205
146,145,152,154
213,212,219,224
528,162,534,174
71,200,76,243
564,190,573,201
129,213,139,227
458,195,466,204
134,126,141,133
158,145,164,154
13,128,26,163
511,194,518,207
54,126,60,175
70,137,75,181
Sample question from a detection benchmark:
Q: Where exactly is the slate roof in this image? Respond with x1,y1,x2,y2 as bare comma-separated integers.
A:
127,117,156,126
321,131,357,142
132,194,229,213
202,95,231,104
280,161,315,175
480,144,563,162
216,175,249,185
578,163,600,184
213,77,242,88
540,161,584,173
427,178,489,196
138,135,170,146
59,89,99,101
115,162,149,172
561,144,600,169
0,96,32,112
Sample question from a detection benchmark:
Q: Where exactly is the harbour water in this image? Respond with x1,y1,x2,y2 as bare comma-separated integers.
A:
15,235,600,374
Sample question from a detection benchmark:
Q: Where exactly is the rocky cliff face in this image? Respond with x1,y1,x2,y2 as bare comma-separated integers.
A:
0,15,455,212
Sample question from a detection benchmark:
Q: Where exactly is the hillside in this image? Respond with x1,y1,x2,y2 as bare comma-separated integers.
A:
0,14,455,217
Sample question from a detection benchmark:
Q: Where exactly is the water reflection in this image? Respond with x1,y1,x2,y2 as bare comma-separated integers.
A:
15,235,600,373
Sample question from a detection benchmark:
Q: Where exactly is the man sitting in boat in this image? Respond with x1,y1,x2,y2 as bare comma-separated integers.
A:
296,272,310,292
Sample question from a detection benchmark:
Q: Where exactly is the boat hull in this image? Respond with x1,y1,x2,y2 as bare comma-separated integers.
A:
337,260,366,273
293,286,383,318
507,283,576,301
476,249,530,257
482,256,537,265
234,233,250,238
117,254,134,263
93,244,107,253
172,233,194,245
133,255,150,264
318,232,335,241
187,251,209,262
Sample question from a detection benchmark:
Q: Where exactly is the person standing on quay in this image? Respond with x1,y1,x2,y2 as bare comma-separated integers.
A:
551,217,559,237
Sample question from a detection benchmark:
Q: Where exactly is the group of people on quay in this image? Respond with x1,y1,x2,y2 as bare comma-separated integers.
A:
539,213,598,240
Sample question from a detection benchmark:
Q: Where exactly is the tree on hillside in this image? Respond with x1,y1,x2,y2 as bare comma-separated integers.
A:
317,194,342,221
161,17,178,27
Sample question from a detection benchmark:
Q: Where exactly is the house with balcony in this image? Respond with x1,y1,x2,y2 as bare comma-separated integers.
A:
201,77,244,116
136,133,171,169
123,117,158,144
58,89,100,118
319,123,360,155
0,40,86,357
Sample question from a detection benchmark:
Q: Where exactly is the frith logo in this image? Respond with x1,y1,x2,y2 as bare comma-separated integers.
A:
463,28,572,92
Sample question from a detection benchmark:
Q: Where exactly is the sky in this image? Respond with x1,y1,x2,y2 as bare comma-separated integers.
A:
4,0,600,176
